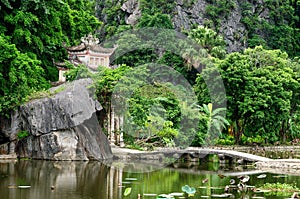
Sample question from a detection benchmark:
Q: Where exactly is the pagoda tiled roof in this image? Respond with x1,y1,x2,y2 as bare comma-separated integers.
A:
89,45,116,54
65,43,116,54
66,43,86,51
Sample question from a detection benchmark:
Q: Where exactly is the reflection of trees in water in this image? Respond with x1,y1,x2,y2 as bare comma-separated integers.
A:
0,160,123,199
76,161,123,199
2,160,300,199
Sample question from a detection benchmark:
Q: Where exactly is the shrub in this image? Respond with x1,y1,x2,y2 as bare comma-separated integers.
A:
17,130,29,140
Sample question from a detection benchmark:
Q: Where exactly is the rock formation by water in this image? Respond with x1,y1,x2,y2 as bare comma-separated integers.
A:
0,78,113,161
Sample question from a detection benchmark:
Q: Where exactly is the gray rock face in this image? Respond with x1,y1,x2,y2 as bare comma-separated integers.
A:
1,79,112,160
173,0,247,53
218,1,247,53
121,0,141,25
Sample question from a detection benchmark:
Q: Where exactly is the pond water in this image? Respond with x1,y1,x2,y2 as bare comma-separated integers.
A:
0,159,299,199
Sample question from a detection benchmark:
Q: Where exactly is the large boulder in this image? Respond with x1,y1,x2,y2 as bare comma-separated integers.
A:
1,78,112,160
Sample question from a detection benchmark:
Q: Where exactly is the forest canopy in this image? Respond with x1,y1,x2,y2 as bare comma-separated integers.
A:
1,0,300,146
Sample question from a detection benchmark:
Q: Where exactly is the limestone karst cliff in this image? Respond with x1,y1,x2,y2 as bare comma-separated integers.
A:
97,0,299,56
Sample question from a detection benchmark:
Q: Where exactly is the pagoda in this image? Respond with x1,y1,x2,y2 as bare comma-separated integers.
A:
56,34,116,82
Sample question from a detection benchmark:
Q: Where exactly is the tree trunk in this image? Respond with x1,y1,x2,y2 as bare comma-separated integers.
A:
119,116,124,147
110,105,115,145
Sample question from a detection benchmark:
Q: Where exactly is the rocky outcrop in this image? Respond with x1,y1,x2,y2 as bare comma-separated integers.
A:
173,0,248,53
0,78,112,161
121,0,141,25
96,0,275,53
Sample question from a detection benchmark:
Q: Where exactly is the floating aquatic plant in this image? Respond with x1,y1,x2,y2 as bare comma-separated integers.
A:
124,187,132,196
181,185,196,197
259,183,300,196
156,194,175,199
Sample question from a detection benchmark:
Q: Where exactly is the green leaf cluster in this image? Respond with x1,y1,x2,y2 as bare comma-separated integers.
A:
17,130,29,140
240,0,300,57
0,35,49,116
0,0,101,116
195,46,300,144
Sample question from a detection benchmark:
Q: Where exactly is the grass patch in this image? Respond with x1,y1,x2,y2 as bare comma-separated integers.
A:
25,85,66,102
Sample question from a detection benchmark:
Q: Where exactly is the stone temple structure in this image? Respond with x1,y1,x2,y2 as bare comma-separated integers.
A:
54,35,123,147
56,34,116,82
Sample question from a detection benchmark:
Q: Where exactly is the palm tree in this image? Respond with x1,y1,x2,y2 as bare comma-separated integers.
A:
202,103,229,145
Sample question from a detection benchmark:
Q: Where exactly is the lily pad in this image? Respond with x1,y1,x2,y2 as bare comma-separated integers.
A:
122,181,132,184
125,178,138,181
169,192,184,196
211,187,224,190
182,185,196,195
124,187,132,196
157,194,175,199
257,174,267,179
211,193,232,198
143,193,157,196
18,185,31,189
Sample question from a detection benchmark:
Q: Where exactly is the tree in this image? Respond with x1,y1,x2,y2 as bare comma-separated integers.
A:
0,35,49,116
0,0,102,115
186,26,226,59
195,46,299,144
137,13,173,29
139,0,175,15
202,103,229,145
113,32,158,67
241,0,300,57
1,0,101,81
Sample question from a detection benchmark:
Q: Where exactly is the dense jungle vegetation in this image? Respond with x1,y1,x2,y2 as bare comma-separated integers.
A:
1,0,300,147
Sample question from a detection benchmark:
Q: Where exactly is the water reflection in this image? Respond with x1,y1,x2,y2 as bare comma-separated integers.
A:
0,160,299,199
0,160,123,199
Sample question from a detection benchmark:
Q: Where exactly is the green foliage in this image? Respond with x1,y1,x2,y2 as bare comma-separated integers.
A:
191,111,208,146
0,0,102,116
64,64,92,81
127,83,181,147
240,0,300,57
93,62,199,148
158,51,198,85
0,35,49,116
137,13,173,29
25,85,66,102
93,64,133,112
113,32,158,67
247,34,268,48
123,187,132,196
217,135,235,145
202,103,229,145
240,135,265,146
1,0,101,81
139,0,175,14
98,0,128,38
186,26,226,59
195,46,300,144
259,183,299,196
205,0,236,29
17,130,29,140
